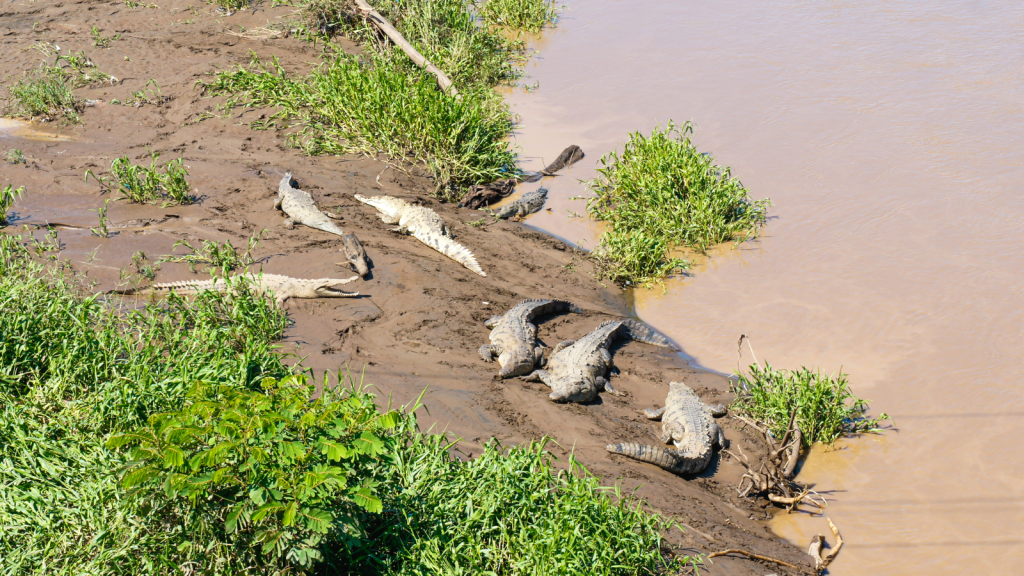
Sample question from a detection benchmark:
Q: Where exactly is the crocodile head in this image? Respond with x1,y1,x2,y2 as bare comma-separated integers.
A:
497,345,536,378
548,376,596,404
313,283,359,298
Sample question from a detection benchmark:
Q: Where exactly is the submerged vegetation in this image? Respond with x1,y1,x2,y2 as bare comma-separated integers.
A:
0,184,24,226
732,362,889,448
0,233,691,574
208,0,559,200
586,122,771,285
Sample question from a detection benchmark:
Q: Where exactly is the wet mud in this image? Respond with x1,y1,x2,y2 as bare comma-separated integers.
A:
0,1,814,572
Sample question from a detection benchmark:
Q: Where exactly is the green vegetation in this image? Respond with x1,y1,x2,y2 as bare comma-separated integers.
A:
3,65,82,123
91,198,111,237
207,0,561,199
586,122,771,285
123,79,165,107
86,150,193,205
5,148,25,164
1,184,24,226
0,234,693,574
131,250,158,280
732,362,889,448
479,0,558,33
91,26,122,48
159,232,265,273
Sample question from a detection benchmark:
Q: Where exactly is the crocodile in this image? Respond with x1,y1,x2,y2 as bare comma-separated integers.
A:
459,145,585,209
521,318,678,403
117,273,359,306
480,299,584,378
606,381,727,475
339,233,370,278
493,188,547,221
354,194,486,277
276,173,345,236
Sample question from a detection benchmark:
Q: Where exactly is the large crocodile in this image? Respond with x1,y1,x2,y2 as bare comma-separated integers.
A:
117,273,359,306
606,381,727,475
354,194,486,277
480,299,584,378
493,188,547,221
521,318,678,403
276,173,345,236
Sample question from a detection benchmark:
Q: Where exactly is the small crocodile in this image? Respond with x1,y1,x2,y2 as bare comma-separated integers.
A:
606,381,727,475
354,194,486,277
117,273,359,306
494,188,547,221
339,233,370,278
276,173,345,236
521,318,678,403
480,299,584,378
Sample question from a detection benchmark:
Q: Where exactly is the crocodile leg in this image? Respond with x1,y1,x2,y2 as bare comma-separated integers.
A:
479,344,498,362
712,421,728,449
283,218,296,230
389,226,409,234
643,406,667,420
274,196,284,211
323,210,341,219
521,369,550,384
534,346,545,367
599,376,624,396
551,340,575,354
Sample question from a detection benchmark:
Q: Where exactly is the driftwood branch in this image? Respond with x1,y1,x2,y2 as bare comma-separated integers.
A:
783,426,802,478
353,0,459,97
708,549,799,569
808,517,844,571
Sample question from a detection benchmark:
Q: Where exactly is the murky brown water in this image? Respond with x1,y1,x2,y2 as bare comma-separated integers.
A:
508,1,1024,573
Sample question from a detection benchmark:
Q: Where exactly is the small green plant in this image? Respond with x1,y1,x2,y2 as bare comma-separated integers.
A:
732,362,889,448
131,250,158,279
123,79,164,106
159,230,265,273
90,26,121,48
4,148,25,164
0,184,24,226
466,217,487,227
54,50,112,88
586,122,771,285
478,0,558,33
90,198,110,237
88,149,193,205
214,0,251,11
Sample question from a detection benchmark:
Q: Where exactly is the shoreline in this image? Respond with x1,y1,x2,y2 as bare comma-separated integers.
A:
0,1,812,573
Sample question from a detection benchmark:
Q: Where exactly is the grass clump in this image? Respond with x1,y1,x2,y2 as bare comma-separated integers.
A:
1,184,24,226
478,0,558,33
586,122,770,285
3,65,82,123
86,149,193,205
205,54,517,199
732,362,889,448
158,231,265,273
5,148,25,164
91,26,122,48
0,234,694,574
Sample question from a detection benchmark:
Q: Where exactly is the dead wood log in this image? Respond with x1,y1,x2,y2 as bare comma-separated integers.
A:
808,517,843,572
353,0,459,97
783,426,802,479
708,549,799,569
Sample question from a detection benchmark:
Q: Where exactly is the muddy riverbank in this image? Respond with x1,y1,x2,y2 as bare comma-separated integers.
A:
0,0,814,572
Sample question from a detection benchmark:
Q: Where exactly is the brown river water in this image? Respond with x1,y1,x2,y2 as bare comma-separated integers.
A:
507,1,1024,574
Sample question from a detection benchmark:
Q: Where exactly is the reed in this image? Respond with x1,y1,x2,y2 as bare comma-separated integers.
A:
478,0,558,33
0,184,24,226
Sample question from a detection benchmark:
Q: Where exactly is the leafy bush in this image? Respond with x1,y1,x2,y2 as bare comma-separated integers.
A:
586,122,771,285
205,54,517,199
109,376,406,570
732,362,889,447
478,0,558,33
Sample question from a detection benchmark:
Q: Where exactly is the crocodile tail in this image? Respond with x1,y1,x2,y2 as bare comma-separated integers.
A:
617,318,678,350
606,443,701,474
414,230,487,277
524,299,584,318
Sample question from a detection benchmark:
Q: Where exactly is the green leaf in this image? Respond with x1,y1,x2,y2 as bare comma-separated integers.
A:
351,487,382,513
299,507,334,533
378,410,401,429
352,431,385,457
163,446,185,467
122,465,157,489
283,501,297,526
319,439,354,461
279,440,306,460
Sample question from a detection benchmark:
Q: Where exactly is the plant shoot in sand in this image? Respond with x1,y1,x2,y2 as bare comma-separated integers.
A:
158,231,265,273
586,121,770,285
3,65,83,123
5,148,25,164
86,150,193,205
0,184,24,226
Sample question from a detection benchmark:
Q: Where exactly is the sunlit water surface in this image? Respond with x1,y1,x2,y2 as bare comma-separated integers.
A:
506,1,1024,573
